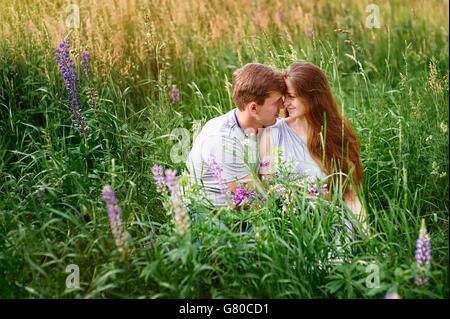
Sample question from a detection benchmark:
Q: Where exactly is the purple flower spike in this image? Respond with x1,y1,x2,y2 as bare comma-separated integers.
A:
56,39,89,135
171,85,179,104
306,28,312,38
151,165,180,196
150,165,189,235
152,164,166,190
231,184,257,207
36,186,46,201
165,169,178,192
414,219,431,285
102,185,128,257
81,51,91,78
80,50,98,109
102,186,121,227
278,10,283,23
207,153,228,194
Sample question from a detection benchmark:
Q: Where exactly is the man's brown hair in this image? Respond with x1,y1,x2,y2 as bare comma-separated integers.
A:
232,63,286,111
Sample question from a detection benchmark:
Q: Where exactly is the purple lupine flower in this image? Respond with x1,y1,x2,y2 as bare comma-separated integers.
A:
151,165,189,235
152,164,166,190
102,185,128,257
163,170,190,236
81,51,90,78
273,182,286,196
306,28,312,38
81,51,98,109
231,184,246,207
309,188,319,196
207,153,228,194
164,169,178,193
231,184,257,207
171,85,179,104
172,196,189,236
278,10,283,23
56,39,89,137
151,165,179,195
36,187,46,201
414,219,431,285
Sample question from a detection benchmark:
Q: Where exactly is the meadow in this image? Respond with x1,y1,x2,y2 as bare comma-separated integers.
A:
0,0,448,299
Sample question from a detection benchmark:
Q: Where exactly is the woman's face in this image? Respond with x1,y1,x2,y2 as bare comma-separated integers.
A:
284,78,308,118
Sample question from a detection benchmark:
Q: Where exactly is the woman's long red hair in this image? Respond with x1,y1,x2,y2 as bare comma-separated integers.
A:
283,62,363,200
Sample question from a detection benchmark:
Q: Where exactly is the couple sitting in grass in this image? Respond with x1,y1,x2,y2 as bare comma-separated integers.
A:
186,62,367,233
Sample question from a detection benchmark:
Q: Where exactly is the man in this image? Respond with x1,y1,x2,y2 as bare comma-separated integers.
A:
186,63,286,208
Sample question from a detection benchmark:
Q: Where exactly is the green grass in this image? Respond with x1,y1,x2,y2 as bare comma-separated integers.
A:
0,0,448,298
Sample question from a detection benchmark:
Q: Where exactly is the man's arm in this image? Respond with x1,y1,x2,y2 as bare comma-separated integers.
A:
227,174,263,194
204,133,263,195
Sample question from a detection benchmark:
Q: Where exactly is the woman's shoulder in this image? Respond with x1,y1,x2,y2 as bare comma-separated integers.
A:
261,118,285,146
274,117,286,127
266,118,286,132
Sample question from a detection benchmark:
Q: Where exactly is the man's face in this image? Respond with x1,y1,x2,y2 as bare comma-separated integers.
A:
255,91,284,127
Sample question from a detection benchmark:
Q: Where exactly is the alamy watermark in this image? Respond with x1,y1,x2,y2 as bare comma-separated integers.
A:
365,4,381,29
365,263,380,289
167,125,263,165
65,264,80,289
170,128,191,164
66,4,80,29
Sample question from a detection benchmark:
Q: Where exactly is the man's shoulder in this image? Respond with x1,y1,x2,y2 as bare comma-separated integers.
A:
200,109,237,139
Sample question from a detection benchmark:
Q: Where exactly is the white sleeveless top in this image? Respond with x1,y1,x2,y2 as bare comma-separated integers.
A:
259,118,326,180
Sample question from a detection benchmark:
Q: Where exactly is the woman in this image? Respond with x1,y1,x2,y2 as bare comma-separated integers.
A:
259,62,367,232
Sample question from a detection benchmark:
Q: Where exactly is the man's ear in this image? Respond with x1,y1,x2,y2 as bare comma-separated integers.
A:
248,101,258,113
